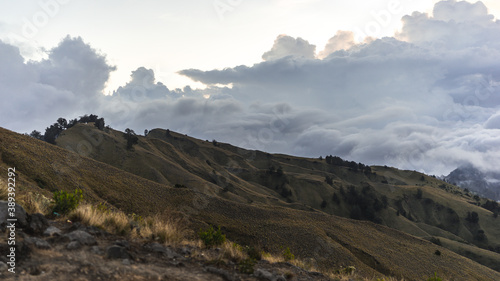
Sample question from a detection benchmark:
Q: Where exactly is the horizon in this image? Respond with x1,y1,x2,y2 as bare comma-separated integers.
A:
2,0,500,176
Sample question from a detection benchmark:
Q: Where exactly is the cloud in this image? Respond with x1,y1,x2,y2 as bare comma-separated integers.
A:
0,36,115,132
262,34,316,61
178,0,500,175
397,0,500,49
317,31,356,59
484,112,500,129
2,1,500,176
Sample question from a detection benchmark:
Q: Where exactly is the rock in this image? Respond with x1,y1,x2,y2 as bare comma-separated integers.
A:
91,246,103,255
0,201,28,230
27,213,49,234
106,245,130,260
144,242,166,253
165,248,182,259
180,246,191,256
43,226,62,237
122,259,131,265
114,240,130,249
64,230,97,246
67,241,81,250
26,237,51,249
79,225,107,236
205,266,237,281
0,261,7,271
275,275,286,281
144,242,182,259
254,269,277,281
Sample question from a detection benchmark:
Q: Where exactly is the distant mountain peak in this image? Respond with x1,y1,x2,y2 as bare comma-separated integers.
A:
445,163,500,201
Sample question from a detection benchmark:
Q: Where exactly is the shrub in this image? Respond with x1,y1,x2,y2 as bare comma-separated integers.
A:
199,225,226,247
244,245,262,260
238,258,256,274
427,272,443,281
282,246,295,261
430,237,442,246
321,200,328,209
466,211,479,224
52,189,83,214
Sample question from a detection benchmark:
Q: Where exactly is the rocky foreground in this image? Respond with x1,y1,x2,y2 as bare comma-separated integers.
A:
0,202,332,281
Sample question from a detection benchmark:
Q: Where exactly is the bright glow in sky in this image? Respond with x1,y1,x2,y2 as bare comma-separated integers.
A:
3,0,498,93
1,0,500,175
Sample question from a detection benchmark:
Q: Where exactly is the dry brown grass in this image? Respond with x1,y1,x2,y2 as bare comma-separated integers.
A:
134,214,188,246
0,177,53,215
70,204,188,246
0,178,8,201
18,191,53,215
220,241,248,262
70,204,131,235
262,252,406,281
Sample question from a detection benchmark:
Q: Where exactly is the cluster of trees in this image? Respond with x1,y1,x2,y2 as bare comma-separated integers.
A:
324,155,372,174
29,114,105,144
482,200,500,218
340,185,388,223
466,211,479,224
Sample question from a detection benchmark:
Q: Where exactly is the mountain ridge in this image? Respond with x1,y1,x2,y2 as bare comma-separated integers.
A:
2,124,500,280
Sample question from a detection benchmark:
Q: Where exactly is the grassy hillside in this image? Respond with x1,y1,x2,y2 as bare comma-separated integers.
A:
56,124,500,270
2,125,500,280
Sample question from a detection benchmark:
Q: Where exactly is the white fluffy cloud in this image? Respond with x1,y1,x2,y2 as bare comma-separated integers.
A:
179,0,500,174
317,31,357,59
262,34,316,61
2,1,500,176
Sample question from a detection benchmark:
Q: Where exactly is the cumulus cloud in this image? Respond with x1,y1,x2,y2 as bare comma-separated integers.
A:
179,0,500,175
397,0,500,49
317,31,356,59
262,34,316,60
0,36,115,132
2,1,500,176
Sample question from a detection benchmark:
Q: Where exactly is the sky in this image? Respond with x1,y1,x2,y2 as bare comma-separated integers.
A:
1,0,500,176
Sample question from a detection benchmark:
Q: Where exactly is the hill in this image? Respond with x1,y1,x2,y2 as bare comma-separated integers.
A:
2,124,500,280
445,164,500,202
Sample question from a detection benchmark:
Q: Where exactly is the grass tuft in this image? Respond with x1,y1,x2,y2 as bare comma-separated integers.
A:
70,204,188,246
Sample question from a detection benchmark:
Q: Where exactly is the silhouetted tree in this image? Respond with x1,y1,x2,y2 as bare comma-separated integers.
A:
78,114,90,123
44,123,63,144
29,130,44,140
67,118,78,129
123,128,139,150
57,118,68,129
94,118,105,130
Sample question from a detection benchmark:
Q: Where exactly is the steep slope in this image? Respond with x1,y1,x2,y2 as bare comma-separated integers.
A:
2,126,500,280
